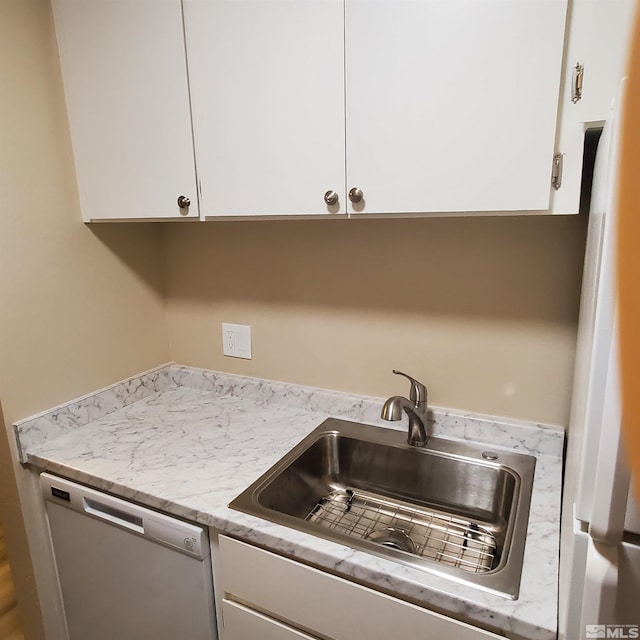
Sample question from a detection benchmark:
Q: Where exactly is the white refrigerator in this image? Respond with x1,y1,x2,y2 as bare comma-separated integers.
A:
560,81,640,640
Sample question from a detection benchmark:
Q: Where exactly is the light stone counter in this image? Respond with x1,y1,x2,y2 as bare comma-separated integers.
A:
14,364,564,640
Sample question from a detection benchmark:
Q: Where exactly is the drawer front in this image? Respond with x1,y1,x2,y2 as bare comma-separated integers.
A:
220,536,504,640
222,600,318,640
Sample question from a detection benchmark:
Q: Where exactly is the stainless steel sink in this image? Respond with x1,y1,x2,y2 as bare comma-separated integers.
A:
229,418,536,599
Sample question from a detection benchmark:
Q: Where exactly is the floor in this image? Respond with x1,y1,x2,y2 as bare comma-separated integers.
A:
0,521,24,640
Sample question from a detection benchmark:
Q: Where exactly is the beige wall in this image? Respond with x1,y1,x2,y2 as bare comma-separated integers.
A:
0,1,170,638
164,213,587,426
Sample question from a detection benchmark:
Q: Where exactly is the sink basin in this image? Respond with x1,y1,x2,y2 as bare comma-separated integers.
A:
229,418,536,599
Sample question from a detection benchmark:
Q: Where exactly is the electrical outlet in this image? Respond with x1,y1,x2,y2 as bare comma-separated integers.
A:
221,323,252,359
223,328,235,354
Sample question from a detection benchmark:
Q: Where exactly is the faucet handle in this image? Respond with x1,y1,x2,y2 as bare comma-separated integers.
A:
392,370,427,406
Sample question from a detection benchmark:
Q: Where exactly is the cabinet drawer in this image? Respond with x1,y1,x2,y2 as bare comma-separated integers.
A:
219,536,503,640
222,599,318,640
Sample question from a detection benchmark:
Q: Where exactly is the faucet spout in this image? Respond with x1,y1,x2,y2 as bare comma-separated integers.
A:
380,395,410,421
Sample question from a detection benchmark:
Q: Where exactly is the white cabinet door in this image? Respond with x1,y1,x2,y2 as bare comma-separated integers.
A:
52,0,198,221
551,0,636,214
345,0,568,215
220,536,505,640
222,600,319,640
184,0,346,217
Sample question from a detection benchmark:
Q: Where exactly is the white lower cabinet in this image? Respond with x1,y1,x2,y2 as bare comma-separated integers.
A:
222,600,318,640
218,535,504,640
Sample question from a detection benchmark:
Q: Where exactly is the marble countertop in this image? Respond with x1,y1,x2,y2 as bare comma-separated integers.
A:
14,364,564,640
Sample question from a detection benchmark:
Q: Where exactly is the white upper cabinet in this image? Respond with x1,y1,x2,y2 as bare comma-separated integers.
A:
551,0,637,215
52,0,580,220
345,0,568,215
184,0,346,217
52,0,198,221
185,0,568,218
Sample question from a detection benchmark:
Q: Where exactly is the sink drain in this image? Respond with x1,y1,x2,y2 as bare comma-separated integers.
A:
366,527,416,554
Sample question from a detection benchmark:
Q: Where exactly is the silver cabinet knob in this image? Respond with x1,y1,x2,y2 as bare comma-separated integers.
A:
324,190,339,206
177,195,191,209
348,187,363,203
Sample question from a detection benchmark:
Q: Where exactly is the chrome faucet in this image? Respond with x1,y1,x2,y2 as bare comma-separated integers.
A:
381,370,428,447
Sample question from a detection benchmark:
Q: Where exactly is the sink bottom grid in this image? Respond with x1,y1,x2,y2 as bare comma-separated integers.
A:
305,487,497,574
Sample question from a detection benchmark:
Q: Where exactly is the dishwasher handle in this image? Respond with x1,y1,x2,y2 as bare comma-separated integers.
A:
83,497,145,534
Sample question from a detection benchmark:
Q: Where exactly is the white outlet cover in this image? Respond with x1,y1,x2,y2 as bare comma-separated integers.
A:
221,323,252,359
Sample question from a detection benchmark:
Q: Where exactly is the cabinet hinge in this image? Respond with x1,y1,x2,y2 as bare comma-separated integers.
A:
552,153,564,190
571,63,584,104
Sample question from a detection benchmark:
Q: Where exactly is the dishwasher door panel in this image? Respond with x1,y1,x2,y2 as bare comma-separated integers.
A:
46,499,216,640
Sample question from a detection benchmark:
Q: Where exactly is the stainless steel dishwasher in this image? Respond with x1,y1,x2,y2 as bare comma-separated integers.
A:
41,473,217,640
